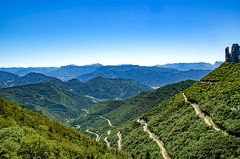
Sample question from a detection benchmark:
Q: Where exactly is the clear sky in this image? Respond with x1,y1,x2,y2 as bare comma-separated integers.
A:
1,0,240,67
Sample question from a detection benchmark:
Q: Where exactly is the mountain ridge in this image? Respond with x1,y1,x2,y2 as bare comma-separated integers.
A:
156,61,222,71
0,75,152,123
0,82,94,123
0,62,219,87
77,65,210,87
105,62,240,158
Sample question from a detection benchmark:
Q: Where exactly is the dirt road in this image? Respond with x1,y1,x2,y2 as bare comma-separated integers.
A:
182,92,226,134
137,119,171,159
86,129,100,141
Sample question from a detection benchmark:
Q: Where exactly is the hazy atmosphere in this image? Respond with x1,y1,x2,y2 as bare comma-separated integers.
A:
1,0,240,67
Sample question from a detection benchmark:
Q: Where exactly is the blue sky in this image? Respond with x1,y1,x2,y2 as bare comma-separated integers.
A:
1,0,240,67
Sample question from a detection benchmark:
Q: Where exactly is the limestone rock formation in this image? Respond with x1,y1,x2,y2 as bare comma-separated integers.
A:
225,43,240,62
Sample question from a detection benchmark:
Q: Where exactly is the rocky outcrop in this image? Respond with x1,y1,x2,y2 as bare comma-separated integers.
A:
225,43,240,62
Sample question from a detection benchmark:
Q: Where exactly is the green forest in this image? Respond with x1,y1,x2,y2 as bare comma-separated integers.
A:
106,63,240,158
1,62,240,158
73,80,195,136
0,98,130,158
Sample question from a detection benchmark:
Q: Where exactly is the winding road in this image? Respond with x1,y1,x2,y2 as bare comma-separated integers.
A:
100,116,115,127
137,119,171,159
99,116,121,149
104,137,111,148
182,92,226,134
86,129,101,141
104,130,111,148
117,131,122,150
100,116,123,149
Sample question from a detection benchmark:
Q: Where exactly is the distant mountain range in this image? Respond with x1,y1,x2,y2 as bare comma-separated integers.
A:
156,61,222,71
0,71,57,87
0,63,212,88
45,63,103,81
0,62,221,86
0,67,58,76
77,65,211,87
0,71,151,100
0,63,103,81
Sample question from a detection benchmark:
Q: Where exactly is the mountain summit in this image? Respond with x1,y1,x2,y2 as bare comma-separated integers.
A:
225,43,240,62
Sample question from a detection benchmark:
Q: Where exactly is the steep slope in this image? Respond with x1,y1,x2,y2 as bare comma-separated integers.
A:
0,82,94,123
73,80,195,135
103,80,195,126
185,62,240,136
0,98,130,158
77,65,210,87
106,62,240,158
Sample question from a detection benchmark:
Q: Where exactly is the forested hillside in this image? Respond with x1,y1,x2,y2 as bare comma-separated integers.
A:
106,63,240,158
0,98,130,158
83,77,152,100
0,76,151,124
0,71,152,100
73,80,195,137
0,71,20,87
0,82,94,123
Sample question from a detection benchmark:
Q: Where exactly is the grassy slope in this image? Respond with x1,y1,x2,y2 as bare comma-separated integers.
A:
107,63,240,158
0,98,131,158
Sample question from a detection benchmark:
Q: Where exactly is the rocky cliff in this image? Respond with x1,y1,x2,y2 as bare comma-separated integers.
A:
225,43,240,62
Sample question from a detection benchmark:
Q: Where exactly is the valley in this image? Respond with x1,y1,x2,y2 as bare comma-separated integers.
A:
73,80,195,136
97,62,240,158
0,98,130,158
2,0,239,157
1,62,240,158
